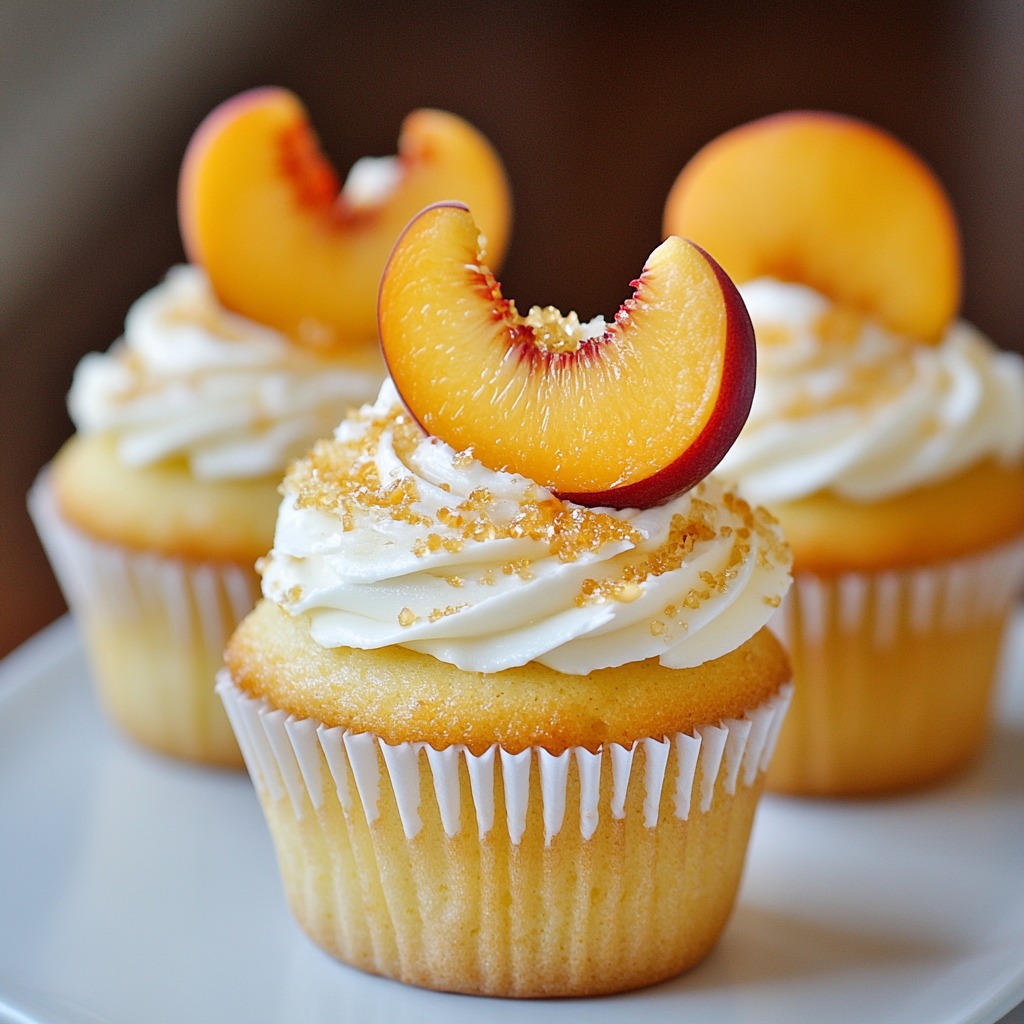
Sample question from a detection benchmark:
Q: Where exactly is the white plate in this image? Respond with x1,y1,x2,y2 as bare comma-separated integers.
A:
1,614,1022,1024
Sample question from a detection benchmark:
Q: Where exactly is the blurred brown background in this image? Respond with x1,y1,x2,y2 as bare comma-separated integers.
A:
2,0,1022,658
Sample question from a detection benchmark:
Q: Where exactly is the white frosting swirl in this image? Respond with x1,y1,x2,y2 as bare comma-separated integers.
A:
716,279,1024,504
261,380,792,675
67,265,384,480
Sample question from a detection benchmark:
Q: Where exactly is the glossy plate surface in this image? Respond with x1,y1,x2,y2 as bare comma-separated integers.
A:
0,614,1022,1024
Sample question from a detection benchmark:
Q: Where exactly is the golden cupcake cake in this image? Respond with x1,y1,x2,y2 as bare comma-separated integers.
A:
665,110,1024,796
30,89,511,766
218,203,793,996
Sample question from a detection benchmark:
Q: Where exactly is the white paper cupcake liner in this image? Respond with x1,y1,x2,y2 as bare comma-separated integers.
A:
29,469,259,763
771,537,1024,650
29,470,258,645
765,535,1024,795
216,672,793,844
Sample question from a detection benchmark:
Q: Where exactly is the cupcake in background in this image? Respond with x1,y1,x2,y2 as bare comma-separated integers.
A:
218,203,793,996
665,110,1024,796
29,88,512,766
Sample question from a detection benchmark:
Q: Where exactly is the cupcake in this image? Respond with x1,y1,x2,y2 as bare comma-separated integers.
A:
30,89,511,766
664,110,1024,795
217,203,793,995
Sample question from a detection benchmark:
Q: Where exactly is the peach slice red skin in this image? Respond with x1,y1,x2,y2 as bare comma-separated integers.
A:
557,247,754,509
663,110,962,342
378,202,756,510
178,87,511,349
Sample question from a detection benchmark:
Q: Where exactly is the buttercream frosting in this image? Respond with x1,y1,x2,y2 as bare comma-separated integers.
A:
260,380,792,675
716,279,1024,504
67,265,384,480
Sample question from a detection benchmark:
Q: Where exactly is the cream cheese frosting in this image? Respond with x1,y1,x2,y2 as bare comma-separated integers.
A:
260,380,792,675
716,279,1024,504
67,265,384,480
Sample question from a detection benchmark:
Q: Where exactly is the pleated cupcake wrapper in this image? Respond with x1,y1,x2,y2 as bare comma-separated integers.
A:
216,671,793,846
28,469,259,656
771,537,1024,650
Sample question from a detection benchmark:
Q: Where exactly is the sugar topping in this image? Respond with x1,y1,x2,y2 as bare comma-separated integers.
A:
285,398,646,578
261,378,793,674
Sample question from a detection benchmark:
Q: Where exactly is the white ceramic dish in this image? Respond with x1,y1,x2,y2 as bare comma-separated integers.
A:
0,613,1022,1024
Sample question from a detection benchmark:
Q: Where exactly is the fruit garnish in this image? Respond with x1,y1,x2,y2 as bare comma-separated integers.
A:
663,110,961,342
378,202,756,509
178,87,511,351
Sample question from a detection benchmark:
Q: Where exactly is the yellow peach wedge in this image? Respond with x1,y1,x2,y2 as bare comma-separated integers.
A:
663,111,961,342
179,87,511,350
378,203,756,509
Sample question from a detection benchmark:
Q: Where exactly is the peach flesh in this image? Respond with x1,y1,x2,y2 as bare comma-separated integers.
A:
178,87,511,349
663,110,961,342
378,203,756,509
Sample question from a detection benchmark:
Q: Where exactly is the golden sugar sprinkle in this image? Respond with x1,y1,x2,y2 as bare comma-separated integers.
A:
286,402,432,527
429,604,468,623
502,558,534,580
575,508,718,607
433,490,642,565
575,485,788,611
285,398,643,568
413,533,465,557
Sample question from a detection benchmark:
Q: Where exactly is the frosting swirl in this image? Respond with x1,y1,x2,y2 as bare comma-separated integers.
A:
260,380,792,675
67,265,384,480
716,279,1024,504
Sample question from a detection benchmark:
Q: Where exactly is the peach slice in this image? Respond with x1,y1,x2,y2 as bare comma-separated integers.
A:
663,111,961,342
378,203,756,509
178,87,511,350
